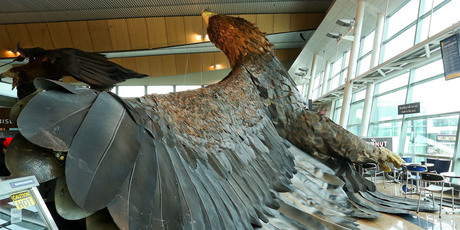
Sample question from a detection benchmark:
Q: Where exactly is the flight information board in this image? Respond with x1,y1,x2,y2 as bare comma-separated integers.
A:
440,33,460,80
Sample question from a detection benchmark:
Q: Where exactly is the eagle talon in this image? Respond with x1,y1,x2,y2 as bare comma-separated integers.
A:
54,151,66,161
378,147,404,172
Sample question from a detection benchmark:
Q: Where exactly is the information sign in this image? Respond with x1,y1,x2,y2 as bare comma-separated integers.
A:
440,33,460,80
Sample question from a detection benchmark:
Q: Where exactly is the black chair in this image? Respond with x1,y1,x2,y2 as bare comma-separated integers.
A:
435,159,451,174
417,172,454,218
426,158,437,172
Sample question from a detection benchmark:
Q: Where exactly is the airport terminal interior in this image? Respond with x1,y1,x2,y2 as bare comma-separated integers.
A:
0,0,460,229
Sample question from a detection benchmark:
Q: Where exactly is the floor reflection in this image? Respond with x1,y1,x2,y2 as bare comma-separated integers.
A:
356,178,460,230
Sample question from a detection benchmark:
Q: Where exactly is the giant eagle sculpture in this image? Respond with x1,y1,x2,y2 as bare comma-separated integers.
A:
3,10,434,230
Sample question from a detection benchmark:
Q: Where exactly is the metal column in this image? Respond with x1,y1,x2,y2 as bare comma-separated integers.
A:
359,13,385,137
339,0,365,127
306,53,318,100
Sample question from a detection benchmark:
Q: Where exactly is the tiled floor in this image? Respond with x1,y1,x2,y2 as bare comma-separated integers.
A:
356,178,460,229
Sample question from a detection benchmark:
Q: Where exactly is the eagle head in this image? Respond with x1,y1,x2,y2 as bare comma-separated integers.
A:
202,10,273,68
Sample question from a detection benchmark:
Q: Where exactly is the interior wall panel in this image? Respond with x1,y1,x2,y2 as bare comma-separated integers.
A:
184,16,204,44
201,53,215,72
0,25,14,53
47,22,74,48
165,17,186,46
256,14,274,33
146,17,168,48
239,14,257,24
274,14,290,33
148,55,165,76
5,24,34,49
135,56,151,75
126,18,150,50
214,52,229,70
68,21,94,51
87,20,113,52
162,55,177,76
188,53,202,73
175,53,189,75
121,57,137,72
26,23,55,49
107,19,132,51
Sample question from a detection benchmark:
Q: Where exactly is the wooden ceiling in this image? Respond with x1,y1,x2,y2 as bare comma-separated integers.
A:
0,13,324,79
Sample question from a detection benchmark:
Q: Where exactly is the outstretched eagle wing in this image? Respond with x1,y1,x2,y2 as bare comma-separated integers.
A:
10,73,357,229
1,47,147,99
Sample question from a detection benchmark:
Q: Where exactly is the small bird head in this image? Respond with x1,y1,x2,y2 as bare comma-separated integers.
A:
1,68,22,90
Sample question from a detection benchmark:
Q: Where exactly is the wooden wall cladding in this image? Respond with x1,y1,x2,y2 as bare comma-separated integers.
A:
0,13,321,78
105,48,299,78
0,13,323,57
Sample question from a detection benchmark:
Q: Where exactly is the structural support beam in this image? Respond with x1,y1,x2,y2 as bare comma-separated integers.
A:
306,53,318,100
359,12,385,137
339,0,365,127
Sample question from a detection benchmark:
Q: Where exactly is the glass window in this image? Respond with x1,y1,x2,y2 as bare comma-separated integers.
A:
405,115,458,156
358,55,372,76
176,85,201,92
348,101,364,126
369,121,402,138
422,0,446,15
344,51,351,69
376,72,409,94
332,99,343,123
332,56,343,76
312,88,319,100
297,85,304,96
361,31,375,56
410,77,460,115
413,59,443,82
0,82,16,98
420,0,460,40
371,89,407,121
147,86,174,94
383,26,416,61
386,0,420,38
347,125,360,136
353,89,366,101
330,74,340,91
118,86,145,97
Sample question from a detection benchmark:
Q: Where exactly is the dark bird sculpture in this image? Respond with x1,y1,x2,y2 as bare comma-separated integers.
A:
0,44,147,99
6,10,433,230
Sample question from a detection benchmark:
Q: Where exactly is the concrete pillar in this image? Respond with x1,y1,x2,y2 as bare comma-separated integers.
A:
359,13,385,137
339,0,365,128
306,53,318,100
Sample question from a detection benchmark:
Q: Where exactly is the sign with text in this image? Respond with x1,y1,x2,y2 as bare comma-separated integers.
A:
10,191,35,210
0,108,16,129
362,137,393,151
436,134,456,142
398,102,420,115
440,33,460,80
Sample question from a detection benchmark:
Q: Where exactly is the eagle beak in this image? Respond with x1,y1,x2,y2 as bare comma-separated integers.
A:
201,9,215,25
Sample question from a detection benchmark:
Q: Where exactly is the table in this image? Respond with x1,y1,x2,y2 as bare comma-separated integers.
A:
401,163,434,195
